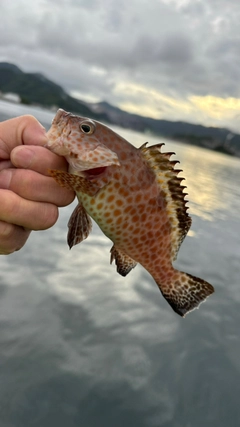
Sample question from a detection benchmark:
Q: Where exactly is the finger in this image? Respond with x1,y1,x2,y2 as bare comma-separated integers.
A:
0,221,31,255
11,145,68,175
0,168,75,206
0,160,12,171
0,189,59,230
0,115,47,159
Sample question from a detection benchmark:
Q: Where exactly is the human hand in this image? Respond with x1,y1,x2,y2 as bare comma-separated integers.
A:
0,115,75,255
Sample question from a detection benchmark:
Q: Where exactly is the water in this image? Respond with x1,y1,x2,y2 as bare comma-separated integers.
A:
0,101,240,427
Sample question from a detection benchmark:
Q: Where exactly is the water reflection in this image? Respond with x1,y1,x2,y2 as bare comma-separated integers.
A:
176,146,240,221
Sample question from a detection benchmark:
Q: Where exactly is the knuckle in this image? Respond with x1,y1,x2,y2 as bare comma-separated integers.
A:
0,190,20,218
0,222,29,255
16,115,41,139
58,189,75,207
20,114,41,127
0,221,15,238
35,204,59,230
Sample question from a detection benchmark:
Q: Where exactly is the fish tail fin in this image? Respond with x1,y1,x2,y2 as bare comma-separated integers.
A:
155,271,214,317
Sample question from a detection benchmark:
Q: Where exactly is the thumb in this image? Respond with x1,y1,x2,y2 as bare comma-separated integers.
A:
0,115,47,158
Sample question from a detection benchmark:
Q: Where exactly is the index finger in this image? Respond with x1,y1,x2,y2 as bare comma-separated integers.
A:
0,115,47,159
11,145,68,175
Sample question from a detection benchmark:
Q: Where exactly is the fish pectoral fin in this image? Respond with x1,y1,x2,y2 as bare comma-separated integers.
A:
155,271,214,317
67,203,92,249
48,169,100,196
110,245,137,277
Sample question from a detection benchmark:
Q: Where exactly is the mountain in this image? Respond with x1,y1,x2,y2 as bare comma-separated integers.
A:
0,62,239,157
91,101,240,157
0,63,108,121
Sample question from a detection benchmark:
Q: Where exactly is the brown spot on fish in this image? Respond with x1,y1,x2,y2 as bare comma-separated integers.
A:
107,195,115,203
113,209,121,217
119,188,129,197
116,217,123,225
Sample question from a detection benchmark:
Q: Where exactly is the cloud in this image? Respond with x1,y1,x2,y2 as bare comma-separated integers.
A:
0,0,239,131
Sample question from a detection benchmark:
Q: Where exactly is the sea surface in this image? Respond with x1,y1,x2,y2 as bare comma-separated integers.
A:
0,100,240,427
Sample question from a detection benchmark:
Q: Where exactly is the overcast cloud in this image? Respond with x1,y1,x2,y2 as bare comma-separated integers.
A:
1,0,240,131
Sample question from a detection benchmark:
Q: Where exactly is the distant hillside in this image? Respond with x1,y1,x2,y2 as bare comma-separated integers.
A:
0,62,108,121
0,62,239,157
91,102,240,157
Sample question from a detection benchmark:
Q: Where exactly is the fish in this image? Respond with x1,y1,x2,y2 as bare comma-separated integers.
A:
46,108,214,317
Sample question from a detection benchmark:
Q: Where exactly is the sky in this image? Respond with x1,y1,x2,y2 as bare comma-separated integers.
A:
1,0,240,132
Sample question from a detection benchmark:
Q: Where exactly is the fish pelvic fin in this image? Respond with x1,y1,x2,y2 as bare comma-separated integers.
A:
156,271,214,317
67,203,92,249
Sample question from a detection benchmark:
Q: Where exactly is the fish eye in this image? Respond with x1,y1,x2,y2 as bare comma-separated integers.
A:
80,121,95,135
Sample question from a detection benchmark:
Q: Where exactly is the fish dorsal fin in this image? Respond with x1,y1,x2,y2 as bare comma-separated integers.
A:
139,142,192,261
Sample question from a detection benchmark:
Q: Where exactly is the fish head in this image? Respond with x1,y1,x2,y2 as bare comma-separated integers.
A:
46,109,120,174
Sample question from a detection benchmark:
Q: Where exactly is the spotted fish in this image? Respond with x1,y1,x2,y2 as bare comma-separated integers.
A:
46,109,214,317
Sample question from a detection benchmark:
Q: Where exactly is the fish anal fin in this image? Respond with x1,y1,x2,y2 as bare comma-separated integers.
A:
156,271,214,317
110,246,137,277
67,203,92,249
48,169,100,196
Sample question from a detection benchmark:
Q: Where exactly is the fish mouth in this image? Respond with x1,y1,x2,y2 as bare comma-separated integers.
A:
52,108,73,125
83,166,107,177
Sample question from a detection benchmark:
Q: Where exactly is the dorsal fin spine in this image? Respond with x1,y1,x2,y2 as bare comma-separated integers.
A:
139,143,192,261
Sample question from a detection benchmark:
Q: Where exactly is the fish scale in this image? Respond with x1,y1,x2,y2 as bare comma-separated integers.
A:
46,109,214,317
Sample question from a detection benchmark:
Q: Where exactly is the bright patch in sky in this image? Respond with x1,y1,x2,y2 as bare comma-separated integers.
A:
117,83,240,132
190,96,240,120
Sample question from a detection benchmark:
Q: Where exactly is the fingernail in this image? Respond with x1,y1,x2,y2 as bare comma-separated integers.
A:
0,169,12,189
11,147,35,168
